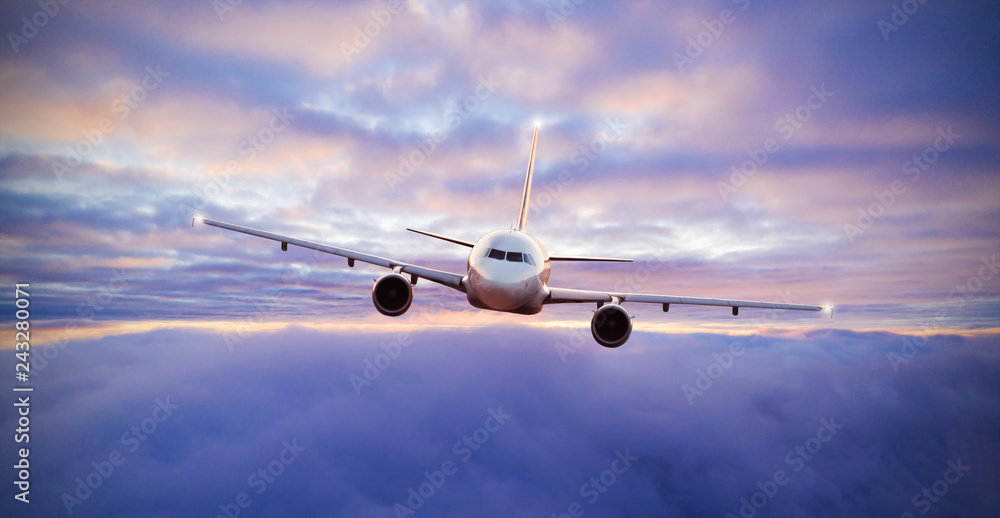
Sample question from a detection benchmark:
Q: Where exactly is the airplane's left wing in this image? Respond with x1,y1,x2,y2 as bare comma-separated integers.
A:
195,217,466,292
545,286,828,315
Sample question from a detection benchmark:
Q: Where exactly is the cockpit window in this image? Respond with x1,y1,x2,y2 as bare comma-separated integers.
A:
486,248,535,265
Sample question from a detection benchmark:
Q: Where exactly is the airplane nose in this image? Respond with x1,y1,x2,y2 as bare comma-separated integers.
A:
469,266,533,311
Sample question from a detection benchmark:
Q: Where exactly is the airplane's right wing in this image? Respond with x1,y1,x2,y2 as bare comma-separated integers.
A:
195,217,466,292
548,255,633,262
545,286,828,315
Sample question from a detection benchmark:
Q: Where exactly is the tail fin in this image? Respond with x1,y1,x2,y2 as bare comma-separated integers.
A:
514,126,539,232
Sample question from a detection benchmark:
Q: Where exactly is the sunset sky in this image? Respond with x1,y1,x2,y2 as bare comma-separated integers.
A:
1,1,998,517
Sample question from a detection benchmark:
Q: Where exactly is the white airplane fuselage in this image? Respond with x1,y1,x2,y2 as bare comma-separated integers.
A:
465,229,551,314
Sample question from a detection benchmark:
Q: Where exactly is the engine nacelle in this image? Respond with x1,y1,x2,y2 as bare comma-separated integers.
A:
372,273,413,317
591,304,632,348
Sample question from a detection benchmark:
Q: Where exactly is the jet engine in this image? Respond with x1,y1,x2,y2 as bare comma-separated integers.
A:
372,273,413,317
591,304,632,348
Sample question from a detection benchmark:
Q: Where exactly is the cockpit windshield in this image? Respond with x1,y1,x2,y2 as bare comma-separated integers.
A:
486,248,535,265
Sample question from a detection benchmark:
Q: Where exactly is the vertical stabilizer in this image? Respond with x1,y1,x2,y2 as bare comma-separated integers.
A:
515,125,539,232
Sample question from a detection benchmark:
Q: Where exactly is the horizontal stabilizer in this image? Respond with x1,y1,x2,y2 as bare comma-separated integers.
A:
549,255,633,262
407,228,475,247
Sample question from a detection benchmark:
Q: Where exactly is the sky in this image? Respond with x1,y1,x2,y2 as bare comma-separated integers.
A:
0,0,998,516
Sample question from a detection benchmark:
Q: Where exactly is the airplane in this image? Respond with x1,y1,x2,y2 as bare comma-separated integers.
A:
194,126,829,347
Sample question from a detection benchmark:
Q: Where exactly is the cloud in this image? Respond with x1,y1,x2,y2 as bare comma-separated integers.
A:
3,327,998,516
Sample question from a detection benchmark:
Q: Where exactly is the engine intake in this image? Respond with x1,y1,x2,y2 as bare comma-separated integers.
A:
591,304,632,348
372,273,413,317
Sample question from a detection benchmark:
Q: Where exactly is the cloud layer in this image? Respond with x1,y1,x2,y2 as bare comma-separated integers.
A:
2,327,998,517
